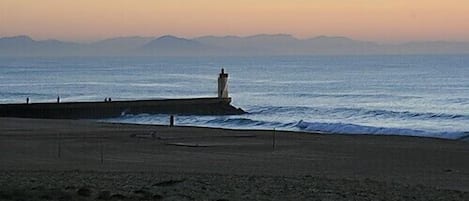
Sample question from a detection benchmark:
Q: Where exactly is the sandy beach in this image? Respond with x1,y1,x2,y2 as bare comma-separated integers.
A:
1,117,468,200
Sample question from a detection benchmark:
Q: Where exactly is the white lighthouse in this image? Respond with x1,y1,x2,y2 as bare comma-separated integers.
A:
218,68,229,98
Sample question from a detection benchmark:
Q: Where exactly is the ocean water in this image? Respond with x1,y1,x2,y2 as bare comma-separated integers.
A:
1,55,469,140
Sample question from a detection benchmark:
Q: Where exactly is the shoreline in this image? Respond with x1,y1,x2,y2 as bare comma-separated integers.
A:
103,119,469,142
1,117,469,200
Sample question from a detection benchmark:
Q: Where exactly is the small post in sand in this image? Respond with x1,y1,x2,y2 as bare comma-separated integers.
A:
57,133,61,159
100,136,104,164
272,128,276,151
169,115,175,127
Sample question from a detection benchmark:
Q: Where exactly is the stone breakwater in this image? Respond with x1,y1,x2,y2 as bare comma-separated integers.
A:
0,97,245,119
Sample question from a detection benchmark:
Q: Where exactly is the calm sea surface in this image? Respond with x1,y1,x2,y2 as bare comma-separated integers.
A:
1,55,469,139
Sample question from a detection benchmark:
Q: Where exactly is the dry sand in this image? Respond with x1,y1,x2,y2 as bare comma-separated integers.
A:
0,117,468,200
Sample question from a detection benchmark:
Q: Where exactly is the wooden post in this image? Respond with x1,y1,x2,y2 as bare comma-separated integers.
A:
100,137,104,164
57,133,61,158
272,128,276,151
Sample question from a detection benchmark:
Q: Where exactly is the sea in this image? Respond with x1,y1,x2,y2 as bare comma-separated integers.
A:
1,55,469,140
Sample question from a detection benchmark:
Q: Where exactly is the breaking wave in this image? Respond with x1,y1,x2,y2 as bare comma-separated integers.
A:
294,120,466,139
105,112,468,140
248,106,469,121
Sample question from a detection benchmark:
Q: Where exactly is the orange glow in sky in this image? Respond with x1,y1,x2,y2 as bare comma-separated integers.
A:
1,0,469,42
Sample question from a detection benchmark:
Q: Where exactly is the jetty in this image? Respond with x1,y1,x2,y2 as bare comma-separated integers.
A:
0,69,245,119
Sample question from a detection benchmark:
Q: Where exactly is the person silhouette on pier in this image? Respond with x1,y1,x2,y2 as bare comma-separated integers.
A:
26,97,29,104
57,96,60,103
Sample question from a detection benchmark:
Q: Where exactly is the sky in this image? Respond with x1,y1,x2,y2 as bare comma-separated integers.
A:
1,0,469,42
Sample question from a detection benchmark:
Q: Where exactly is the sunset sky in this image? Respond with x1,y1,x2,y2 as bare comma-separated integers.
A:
1,0,469,42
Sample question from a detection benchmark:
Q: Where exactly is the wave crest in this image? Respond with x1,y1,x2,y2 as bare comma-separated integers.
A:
249,106,469,121
295,120,466,139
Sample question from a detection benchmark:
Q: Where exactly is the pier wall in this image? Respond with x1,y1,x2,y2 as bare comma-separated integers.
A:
0,97,245,119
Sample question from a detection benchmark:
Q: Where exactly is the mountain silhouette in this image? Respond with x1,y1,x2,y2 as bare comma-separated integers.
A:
0,36,80,56
89,36,154,55
140,35,213,55
2,34,469,56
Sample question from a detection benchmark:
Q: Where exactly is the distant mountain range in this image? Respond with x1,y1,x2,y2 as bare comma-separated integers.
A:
2,34,469,56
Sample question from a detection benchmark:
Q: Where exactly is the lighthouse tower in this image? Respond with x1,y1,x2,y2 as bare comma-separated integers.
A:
218,68,229,98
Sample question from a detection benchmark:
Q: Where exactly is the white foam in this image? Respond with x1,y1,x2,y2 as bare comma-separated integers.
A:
295,120,466,139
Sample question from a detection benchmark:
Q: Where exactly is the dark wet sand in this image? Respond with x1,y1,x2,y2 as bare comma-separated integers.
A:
1,118,468,200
